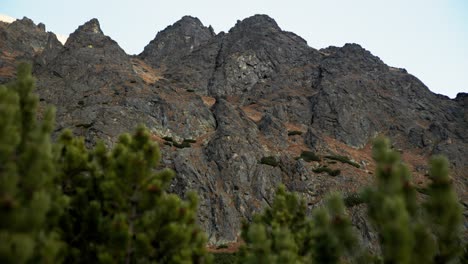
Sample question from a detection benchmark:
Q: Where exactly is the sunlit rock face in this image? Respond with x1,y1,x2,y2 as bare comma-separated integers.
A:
1,15,466,245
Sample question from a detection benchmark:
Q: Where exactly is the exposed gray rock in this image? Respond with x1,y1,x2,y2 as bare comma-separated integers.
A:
140,16,215,65
258,113,288,148
1,15,466,245
0,17,62,83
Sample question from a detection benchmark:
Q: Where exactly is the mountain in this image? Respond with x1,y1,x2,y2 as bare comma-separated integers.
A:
0,15,466,245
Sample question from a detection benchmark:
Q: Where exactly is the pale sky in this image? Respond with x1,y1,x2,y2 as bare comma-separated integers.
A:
1,0,467,98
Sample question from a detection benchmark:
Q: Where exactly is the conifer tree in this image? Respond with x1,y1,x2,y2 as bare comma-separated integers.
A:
239,185,309,263
239,186,362,264
311,193,371,263
241,137,464,264
424,156,463,263
1,64,211,263
56,126,211,263
0,63,67,264
365,138,463,264
365,137,420,264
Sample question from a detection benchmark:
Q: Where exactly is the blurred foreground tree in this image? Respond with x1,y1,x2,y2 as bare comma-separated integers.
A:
57,126,211,263
0,63,67,263
240,137,463,264
0,64,211,264
365,138,463,264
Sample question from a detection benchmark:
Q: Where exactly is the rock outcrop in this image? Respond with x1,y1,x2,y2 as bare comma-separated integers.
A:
140,16,215,67
0,15,466,244
0,17,61,82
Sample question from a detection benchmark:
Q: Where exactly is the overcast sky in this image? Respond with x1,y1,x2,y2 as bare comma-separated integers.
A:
1,0,467,98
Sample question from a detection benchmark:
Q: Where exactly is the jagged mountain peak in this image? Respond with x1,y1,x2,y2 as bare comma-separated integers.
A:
321,43,377,57
75,18,103,34
139,15,215,66
163,15,216,39
65,18,124,52
339,43,373,55
455,92,468,105
318,43,387,74
150,15,213,38
4,16,66,45
0,16,60,75
13,16,35,27
222,14,310,55
229,14,281,34
65,18,104,48
8,16,46,32
173,15,207,29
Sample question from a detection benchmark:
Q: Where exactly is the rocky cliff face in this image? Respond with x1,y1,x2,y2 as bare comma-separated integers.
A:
1,15,466,244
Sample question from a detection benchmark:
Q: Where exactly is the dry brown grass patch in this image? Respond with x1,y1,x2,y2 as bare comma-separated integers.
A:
201,96,216,107
131,58,164,85
241,104,263,122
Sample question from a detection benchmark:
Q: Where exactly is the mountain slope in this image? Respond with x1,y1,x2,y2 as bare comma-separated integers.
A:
0,15,466,244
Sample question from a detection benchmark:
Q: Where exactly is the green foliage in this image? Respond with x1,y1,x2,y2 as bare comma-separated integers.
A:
242,137,464,263
260,156,279,167
173,141,191,148
365,137,431,264
287,130,303,136
162,136,173,142
313,166,341,176
239,185,309,263
424,156,463,263
56,126,211,263
213,253,239,264
299,151,321,162
343,192,365,207
310,194,367,263
164,138,195,148
360,138,462,263
239,186,364,264
0,64,211,264
463,243,468,264
0,63,67,264
325,155,360,168
216,243,229,249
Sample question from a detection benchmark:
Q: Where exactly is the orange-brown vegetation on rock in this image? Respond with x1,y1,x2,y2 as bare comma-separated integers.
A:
0,50,22,78
190,131,215,148
0,65,15,78
285,136,309,157
131,58,164,84
400,149,431,184
285,122,305,133
207,240,244,253
149,134,166,145
241,103,263,122
322,135,436,189
201,96,216,107
322,136,374,168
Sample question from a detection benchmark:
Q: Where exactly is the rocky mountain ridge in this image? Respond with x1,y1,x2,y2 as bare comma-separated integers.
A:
0,15,466,244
